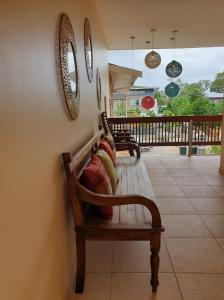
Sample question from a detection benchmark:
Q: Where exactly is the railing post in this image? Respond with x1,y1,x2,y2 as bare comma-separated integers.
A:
188,119,193,157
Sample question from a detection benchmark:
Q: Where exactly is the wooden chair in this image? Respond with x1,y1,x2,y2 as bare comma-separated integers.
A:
101,112,141,157
62,131,164,294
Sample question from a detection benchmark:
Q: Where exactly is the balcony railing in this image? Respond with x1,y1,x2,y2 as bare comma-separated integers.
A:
108,115,222,154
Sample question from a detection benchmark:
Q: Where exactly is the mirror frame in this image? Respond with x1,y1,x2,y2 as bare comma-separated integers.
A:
59,13,80,120
84,18,93,83
96,68,101,110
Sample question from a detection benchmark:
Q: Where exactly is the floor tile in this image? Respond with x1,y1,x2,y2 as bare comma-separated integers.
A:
180,185,221,198
86,241,113,272
188,197,224,214
162,215,211,237
173,176,207,186
153,186,184,197
161,162,191,169
177,273,224,300
211,185,224,196
148,168,169,176
165,237,224,273
69,273,111,300
196,168,219,175
111,273,182,300
201,174,224,185
167,168,198,176
156,197,195,214
112,240,172,273
143,157,164,168
150,176,177,186
201,215,224,237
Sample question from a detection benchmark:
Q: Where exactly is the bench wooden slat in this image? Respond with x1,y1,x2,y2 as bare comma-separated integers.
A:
62,130,163,293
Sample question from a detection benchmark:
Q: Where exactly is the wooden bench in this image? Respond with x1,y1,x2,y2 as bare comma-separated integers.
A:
101,111,141,157
62,131,164,294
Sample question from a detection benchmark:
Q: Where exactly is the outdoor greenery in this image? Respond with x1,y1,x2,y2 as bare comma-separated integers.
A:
156,78,223,116
114,72,224,117
210,72,224,94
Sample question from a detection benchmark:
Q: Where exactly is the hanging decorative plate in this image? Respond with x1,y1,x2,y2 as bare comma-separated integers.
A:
166,60,182,78
96,68,101,110
165,82,180,97
141,96,155,109
58,13,80,120
84,18,93,83
144,51,161,69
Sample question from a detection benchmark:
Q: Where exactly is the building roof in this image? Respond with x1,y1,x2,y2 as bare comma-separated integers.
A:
109,63,142,92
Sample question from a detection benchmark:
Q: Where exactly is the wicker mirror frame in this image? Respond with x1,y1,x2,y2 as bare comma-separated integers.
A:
96,68,101,110
84,18,93,83
59,13,80,120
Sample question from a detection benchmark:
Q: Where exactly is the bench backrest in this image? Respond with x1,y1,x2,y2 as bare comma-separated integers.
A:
101,111,111,135
62,130,103,226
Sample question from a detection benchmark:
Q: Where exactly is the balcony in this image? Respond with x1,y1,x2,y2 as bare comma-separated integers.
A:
108,115,222,152
70,154,224,300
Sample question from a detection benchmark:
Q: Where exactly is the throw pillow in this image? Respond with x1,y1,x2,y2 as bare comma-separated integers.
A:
99,139,116,165
80,154,113,218
105,133,115,150
96,149,118,193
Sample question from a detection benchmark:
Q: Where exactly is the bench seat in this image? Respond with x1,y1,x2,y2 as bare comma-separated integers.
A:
62,131,164,294
86,157,154,227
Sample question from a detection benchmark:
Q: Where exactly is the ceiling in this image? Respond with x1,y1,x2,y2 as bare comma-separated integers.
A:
95,0,224,49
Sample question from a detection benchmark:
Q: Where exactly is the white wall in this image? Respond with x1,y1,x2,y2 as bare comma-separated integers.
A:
0,1,109,299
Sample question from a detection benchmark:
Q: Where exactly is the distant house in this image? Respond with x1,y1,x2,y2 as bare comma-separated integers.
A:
206,91,224,103
112,86,159,117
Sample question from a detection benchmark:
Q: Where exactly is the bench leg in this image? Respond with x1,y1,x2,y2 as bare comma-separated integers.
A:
150,234,161,293
75,232,86,293
136,147,141,158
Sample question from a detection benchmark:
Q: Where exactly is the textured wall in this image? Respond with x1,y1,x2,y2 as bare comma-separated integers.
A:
0,1,109,299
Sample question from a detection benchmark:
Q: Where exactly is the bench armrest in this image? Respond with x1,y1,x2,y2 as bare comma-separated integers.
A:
76,181,162,228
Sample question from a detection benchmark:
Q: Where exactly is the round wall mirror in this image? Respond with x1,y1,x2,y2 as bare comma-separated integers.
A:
84,18,93,83
96,68,101,110
67,42,77,95
58,13,80,120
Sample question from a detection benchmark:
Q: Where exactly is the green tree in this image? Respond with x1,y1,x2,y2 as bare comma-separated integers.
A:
115,102,126,116
211,72,224,94
154,90,169,113
160,79,222,116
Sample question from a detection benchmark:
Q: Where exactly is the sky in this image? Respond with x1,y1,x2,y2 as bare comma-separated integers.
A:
108,47,224,93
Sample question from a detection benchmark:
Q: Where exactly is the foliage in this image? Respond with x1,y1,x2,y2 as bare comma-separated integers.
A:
114,102,126,116
157,78,222,116
209,145,221,154
146,110,156,117
210,72,224,94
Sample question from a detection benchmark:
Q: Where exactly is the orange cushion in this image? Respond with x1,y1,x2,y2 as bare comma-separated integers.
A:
80,154,113,218
99,139,116,165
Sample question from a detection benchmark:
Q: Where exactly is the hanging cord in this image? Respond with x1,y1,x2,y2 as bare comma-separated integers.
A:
130,36,135,69
172,30,178,60
146,40,151,51
130,36,135,103
170,37,175,61
151,29,155,51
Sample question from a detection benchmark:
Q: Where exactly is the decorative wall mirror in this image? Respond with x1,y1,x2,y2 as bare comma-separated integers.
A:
58,13,80,120
84,18,93,83
96,68,101,109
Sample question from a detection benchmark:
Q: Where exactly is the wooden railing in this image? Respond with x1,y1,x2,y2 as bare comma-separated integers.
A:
108,115,222,154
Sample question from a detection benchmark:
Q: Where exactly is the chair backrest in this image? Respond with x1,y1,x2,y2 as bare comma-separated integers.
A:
101,112,112,135
62,130,103,226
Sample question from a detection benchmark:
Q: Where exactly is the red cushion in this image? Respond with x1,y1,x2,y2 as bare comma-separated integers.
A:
99,139,116,165
81,154,113,218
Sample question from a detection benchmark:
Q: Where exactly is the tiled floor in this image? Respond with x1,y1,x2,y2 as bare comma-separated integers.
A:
70,155,224,300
